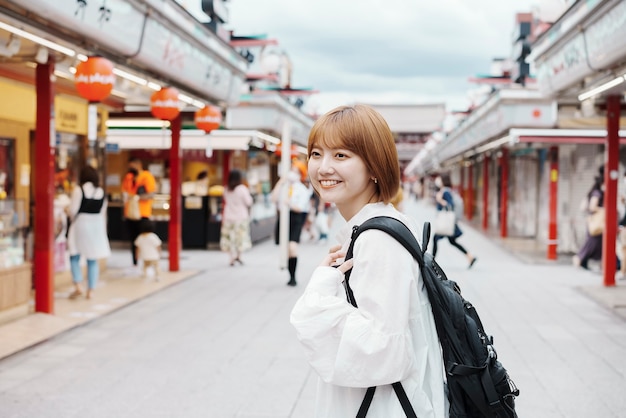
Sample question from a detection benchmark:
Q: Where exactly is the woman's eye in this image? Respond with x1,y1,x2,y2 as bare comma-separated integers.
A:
335,153,347,159
310,151,321,158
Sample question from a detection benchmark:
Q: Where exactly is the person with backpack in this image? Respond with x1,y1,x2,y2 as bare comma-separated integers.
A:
290,105,447,417
433,173,477,269
67,165,111,300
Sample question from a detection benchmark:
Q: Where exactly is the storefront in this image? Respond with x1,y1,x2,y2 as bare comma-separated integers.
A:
104,128,282,248
0,76,111,321
531,0,626,284
0,0,248,316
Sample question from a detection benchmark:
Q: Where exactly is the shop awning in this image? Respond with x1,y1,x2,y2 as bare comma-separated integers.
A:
106,129,281,151
509,128,626,145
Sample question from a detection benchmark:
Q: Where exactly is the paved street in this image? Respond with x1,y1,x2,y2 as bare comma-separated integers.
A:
1,198,626,417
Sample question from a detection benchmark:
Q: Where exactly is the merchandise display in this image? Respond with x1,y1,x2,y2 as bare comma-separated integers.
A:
0,200,26,269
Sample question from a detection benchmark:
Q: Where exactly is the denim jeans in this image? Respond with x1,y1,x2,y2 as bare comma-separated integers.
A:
69,255,99,290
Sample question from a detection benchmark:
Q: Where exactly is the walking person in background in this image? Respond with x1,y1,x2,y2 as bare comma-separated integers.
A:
433,173,477,268
314,199,331,244
68,165,111,300
220,169,253,266
574,167,606,270
134,218,162,280
271,160,311,286
121,157,156,269
290,105,446,417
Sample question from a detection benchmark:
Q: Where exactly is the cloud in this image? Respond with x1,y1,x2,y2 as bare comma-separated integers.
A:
227,0,541,113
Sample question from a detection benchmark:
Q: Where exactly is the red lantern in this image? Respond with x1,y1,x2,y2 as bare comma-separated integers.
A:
194,105,222,133
275,142,299,158
74,56,115,102
150,87,181,121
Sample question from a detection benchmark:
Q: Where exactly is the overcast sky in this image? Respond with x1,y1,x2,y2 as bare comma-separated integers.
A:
226,0,566,115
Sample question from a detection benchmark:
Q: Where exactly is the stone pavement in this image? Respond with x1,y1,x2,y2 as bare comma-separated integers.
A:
0,198,625,417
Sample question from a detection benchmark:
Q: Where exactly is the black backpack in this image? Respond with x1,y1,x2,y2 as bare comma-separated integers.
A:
344,216,519,418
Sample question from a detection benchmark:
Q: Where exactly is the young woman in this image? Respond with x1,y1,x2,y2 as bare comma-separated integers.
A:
271,160,311,286
67,165,111,300
574,169,606,269
220,169,253,266
290,105,447,417
433,173,477,268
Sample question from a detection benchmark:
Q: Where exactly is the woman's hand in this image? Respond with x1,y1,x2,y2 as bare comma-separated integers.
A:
320,245,353,274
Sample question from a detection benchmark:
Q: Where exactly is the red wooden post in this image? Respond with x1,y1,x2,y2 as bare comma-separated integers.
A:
168,114,182,272
482,154,490,230
467,162,474,221
34,62,55,313
499,149,509,238
547,147,558,260
603,95,621,286
459,165,465,214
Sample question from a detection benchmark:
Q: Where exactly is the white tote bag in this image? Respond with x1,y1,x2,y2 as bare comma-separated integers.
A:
434,209,456,237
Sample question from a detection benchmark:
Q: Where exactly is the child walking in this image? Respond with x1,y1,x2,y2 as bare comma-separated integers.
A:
134,219,162,280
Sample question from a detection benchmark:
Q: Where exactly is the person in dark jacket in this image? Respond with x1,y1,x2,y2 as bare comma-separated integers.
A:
433,173,477,269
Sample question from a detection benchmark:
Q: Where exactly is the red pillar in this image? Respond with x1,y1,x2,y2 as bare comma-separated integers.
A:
34,62,55,314
499,149,509,238
482,155,490,230
168,114,182,272
467,163,474,221
603,95,621,287
459,165,465,213
547,147,559,260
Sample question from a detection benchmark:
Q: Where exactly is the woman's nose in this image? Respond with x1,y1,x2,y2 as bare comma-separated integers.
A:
317,156,334,173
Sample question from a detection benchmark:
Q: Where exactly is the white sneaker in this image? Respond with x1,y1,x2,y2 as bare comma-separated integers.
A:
617,271,626,280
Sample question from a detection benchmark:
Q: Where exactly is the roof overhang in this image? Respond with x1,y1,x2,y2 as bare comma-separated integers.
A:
509,128,626,145
106,129,282,151
406,128,626,176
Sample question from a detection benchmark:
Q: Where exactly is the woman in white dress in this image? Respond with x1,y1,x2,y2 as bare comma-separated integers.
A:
290,105,447,417
67,165,111,300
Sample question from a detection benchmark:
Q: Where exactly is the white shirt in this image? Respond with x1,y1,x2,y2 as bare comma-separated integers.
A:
290,203,447,418
222,184,253,223
134,232,162,261
288,181,311,213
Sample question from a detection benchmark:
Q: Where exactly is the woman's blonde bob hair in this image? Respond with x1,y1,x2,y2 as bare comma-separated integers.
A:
307,104,400,203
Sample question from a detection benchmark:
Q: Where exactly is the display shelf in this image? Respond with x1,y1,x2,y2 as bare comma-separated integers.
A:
0,200,27,269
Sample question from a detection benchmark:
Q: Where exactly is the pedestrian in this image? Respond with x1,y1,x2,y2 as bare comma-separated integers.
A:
271,159,311,286
121,157,156,269
574,167,608,270
220,169,253,266
67,165,111,300
314,199,330,244
134,218,162,280
290,105,447,417
432,173,477,268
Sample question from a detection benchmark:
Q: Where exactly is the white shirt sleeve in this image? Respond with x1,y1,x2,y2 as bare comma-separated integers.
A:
289,183,311,213
290,229,417,387
69,186,82,218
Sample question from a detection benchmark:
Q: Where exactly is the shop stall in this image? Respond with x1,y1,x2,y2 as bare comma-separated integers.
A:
105,128,281,248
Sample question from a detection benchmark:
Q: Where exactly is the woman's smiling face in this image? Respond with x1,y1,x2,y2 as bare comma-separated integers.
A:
308,144,377,220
